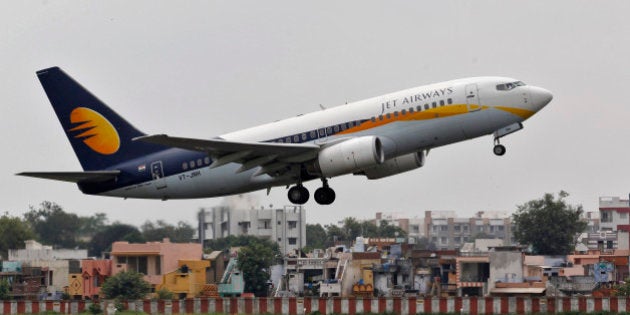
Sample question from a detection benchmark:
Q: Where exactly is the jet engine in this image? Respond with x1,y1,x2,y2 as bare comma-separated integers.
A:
314,136,385,178
355,150,426,179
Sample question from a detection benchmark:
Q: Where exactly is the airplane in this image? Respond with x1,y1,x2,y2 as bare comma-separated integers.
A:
18,67,552,205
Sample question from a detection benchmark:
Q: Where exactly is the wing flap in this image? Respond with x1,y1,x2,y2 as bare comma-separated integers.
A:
17,171,120,183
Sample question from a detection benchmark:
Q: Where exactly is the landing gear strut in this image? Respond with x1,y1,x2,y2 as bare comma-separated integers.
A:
493,138,506,156
314,179,336,205
287,184,309,204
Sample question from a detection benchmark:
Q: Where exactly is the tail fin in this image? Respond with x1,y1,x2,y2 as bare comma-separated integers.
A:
37,67,165,170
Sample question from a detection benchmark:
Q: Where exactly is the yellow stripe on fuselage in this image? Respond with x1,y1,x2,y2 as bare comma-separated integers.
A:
337,104,534,136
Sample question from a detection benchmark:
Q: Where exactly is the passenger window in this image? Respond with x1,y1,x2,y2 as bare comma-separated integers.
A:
318,128,325,137
394,111,399,117
417,105,422,111
326,127,332,134
440,100,445,106
379,115,384,121
286,137,292,143
190,161,195,168
386,113,391,119
301,133,307,141
447,98,453,104
182,163,188,170
371,117,376,122
293,135,299,142
278,138,284,143
197,159,202,166
310,130,317,139
424,104,429,110
401,109,406,115
333,125,339,133
409,107,414,113
204,157,210,165
432,102,437,108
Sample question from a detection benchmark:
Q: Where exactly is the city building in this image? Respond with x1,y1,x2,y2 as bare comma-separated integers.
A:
8,240,86,295
424,211,514,250
196,195,306,254
599,196,630,250
110,238,202,287
373,212,424,239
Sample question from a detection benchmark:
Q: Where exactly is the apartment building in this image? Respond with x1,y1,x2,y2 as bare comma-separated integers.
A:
598,196,630,250
424,211,514,250
196,195,306,254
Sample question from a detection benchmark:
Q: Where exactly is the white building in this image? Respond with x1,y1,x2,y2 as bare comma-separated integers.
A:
196,195,306,254
599,196,630,250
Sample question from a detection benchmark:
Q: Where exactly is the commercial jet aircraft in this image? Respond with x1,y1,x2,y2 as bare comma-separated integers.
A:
18,67,552,205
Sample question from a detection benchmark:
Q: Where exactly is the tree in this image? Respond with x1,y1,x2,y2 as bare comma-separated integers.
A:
304,224,327,251
0,279,9,300
141,220,194,243
89,223,144,257
512,191,587,255
100,271,151,300
237,238,277,296
24,201,82,248
376,220,407,238
0,212,34,259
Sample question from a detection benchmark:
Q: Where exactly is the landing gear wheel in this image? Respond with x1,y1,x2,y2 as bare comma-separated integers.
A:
314,187,336,205
288,185,309,204
493,144,506,156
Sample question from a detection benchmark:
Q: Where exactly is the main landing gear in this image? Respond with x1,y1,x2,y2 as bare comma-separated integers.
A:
287,179,336,205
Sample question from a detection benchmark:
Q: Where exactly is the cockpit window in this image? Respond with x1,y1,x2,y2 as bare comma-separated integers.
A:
496,81,526,91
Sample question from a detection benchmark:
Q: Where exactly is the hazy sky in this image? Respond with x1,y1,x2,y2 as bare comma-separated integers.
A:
2,1,629,228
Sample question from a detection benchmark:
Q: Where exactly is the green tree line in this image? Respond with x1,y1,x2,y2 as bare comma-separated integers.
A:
0,201,195,258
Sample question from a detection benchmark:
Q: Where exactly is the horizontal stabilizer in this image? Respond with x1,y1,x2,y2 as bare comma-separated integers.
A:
16,171,120,183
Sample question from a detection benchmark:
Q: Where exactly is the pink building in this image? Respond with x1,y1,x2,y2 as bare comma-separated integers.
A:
111,238,202,287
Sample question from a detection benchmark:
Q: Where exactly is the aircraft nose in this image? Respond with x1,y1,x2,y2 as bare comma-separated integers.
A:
529,86,553,110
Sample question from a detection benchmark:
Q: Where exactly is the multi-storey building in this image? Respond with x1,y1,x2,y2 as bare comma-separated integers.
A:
373,212,424,239
598,196,630,250
196,195,306,254
424,211,514,250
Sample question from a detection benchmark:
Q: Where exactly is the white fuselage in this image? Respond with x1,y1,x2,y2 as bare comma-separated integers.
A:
104,77,551,199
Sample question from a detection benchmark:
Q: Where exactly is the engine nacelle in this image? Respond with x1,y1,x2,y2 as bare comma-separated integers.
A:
316,136,385,178
356,151,426,180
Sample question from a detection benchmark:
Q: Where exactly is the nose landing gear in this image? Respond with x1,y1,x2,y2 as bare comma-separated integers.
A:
493,139,506,156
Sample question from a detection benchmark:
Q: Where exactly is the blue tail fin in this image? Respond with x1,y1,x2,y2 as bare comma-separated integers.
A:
37,67,165,170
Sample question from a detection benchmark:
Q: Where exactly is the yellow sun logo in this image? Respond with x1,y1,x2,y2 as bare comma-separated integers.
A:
69,107,120,155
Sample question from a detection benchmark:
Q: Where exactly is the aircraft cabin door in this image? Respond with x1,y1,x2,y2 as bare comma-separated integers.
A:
465,83,481,112
151,161,167,190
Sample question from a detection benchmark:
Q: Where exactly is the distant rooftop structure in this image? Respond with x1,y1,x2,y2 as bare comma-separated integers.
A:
8,240,87,261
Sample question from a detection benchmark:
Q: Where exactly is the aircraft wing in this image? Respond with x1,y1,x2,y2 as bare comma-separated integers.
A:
16,171,120,183
134,134,321,176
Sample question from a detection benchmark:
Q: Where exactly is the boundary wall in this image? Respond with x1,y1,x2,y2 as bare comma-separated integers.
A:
2,297,630,314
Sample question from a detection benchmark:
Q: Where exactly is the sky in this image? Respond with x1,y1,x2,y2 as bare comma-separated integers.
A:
2,1,630,228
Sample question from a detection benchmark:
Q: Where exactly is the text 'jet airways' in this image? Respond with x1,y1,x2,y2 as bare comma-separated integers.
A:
18,67,552,205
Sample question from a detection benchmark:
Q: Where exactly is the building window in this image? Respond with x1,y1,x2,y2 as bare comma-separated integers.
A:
454,237,461,243
288,238,297,245
621,213,628,219
278,238,282,242
440,237,447,244
601,211,612,223
454,225,461,231
607,241,614,249
440,226,448,231
288,221,297,229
